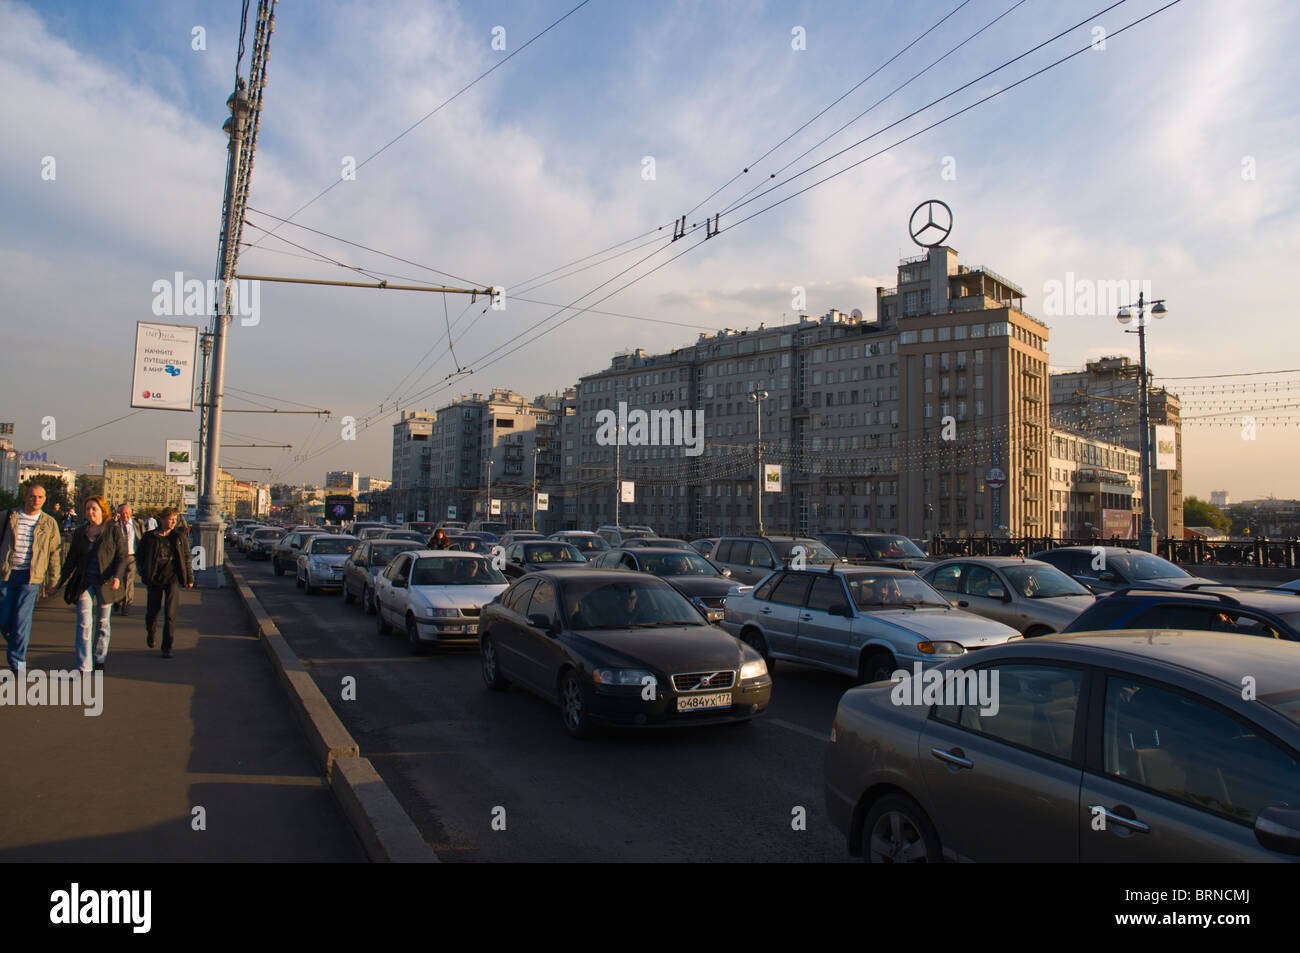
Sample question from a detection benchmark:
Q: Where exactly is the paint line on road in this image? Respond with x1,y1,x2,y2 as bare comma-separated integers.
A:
765,717,831,742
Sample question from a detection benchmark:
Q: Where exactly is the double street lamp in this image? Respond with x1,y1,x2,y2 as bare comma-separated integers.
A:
749,390,768,534
1116,291,1169,554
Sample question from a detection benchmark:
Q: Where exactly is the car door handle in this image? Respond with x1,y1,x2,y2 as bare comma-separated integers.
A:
930,747,973,769
957,600,969,608
799,614,812,621
1091,805,1151,834
759,607,772,614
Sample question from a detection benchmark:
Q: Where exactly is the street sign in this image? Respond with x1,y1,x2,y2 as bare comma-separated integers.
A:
984,467,1007,490
165,438,193,476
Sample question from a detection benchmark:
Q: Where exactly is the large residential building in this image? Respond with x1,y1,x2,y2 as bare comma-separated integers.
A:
103,458,235,516
325,470,360,495
0,437,19,496
1048,427,1143,539
1049,355,1184,541
16,460,77,500
358,475,390,493
391,410,435,520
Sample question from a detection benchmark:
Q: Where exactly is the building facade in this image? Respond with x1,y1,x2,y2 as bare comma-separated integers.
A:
391,410,435,521
103,458,234,516
1048,427,1143,539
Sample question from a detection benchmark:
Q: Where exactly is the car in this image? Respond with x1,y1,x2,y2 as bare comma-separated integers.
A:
467,520,509,538
445,536,492,555
295,534,359,593
711,535,843,586
356,526,394,540
245,527,285,561
1061,585,1300,640
499,530,547,548
404,521,439,537
227,519,258,544
595,525,656,547
238,524,272,552
589,547,750,624
690,538,719,557
817,532,934,572
500,540,588,578
379,529,429,543
722,566,1022,682
435,521,467,535
1030,546,1215,594
341,539,423,614
921,557,1095,636
478,569,772,737
348,521,387,538
1279,579,1300,594
548,531,611,556
459,530,500,544
621,537,693,551
374,550,509,654
825,630,1300,862
272,531,321,576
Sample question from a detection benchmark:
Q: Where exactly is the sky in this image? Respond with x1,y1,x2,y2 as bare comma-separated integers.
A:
3,0,1298,502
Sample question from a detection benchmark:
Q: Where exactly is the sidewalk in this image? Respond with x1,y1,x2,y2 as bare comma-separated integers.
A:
0,573,365,861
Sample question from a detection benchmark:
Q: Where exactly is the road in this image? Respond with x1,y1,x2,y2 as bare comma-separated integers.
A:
239,555,855,862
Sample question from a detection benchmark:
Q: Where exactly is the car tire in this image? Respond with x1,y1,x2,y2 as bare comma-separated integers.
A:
363,585,376,615
273,560,284,576
406,614,428,655
858,650,897,685
480,633,510,691
343,582,356,605
559,669,595,739
305,576,317,595
376,600,391,636
738,626,773,670
861,794,942,863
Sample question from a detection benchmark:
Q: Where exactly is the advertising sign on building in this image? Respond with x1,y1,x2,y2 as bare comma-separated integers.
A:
448,505,457,519
181,483,198,507
536,492,549,511
131,322,198,411
1102,508,1134,539
620,481,635,503
763,464,781,493
490,499,501,516
1154,425,1177,471
417,509,426,522
165,438,193,476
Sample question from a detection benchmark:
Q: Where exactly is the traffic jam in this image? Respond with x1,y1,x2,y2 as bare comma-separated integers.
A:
227,518,1300,863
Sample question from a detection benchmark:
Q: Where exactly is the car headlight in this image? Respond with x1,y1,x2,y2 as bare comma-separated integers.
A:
917,640,965,656
593,668,655,686
739,658,768,680
426,607,460,619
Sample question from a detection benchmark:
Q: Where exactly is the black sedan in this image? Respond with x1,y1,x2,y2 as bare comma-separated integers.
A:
589,547,749,623
479,570,772,737
500,540,588,578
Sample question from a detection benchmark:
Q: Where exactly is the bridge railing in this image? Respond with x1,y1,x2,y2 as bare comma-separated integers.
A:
926,536,1300,569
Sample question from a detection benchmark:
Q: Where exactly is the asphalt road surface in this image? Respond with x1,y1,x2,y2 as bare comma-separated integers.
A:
239,556,854,862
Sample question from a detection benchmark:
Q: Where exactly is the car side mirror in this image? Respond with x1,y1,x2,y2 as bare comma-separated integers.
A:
722,569,732,577
527,613,557,635
987,586,1008,601
1256,805,1300,855
829,603,852,618
1097,570,1117,583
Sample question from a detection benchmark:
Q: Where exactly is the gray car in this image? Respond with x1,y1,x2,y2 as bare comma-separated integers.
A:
1031,546,1214,594
721,567,1022,683
922,557,1096,637
825,630,1300,862
295,534,359,593
711,535,843,586
342,539,423,614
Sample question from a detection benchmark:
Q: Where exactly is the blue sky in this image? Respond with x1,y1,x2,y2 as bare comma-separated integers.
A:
3,0,1299,500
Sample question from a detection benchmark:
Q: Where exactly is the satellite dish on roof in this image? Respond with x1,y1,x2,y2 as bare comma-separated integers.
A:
851,309,863,320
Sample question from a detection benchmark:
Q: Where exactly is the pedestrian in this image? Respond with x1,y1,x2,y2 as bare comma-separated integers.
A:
430,528,451,550
144,513,157,532
137,508,194,659
1,483,64,675
55,495,128,673
113,503,145,616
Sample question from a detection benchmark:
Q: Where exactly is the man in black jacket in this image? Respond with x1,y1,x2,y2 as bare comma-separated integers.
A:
137,509,194,658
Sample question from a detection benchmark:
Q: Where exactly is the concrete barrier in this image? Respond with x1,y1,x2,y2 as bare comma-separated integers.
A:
224,560,438,863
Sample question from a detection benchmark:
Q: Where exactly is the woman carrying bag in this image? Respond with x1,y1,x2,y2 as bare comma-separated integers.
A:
56,495,128,673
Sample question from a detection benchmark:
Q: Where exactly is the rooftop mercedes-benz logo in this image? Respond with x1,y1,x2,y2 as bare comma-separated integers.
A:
908,199,953,248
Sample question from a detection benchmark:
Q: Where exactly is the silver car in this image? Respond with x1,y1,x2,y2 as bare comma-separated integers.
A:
922,557,1096,637
825,630,1300,862
721,567,1022,683
296,534,359,593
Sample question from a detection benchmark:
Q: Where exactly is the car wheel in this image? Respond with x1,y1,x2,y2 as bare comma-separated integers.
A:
862,794,941,863
480,634,510,691
363,585,376,615
739,626,773,669
305,576,317,595
858,650,896,685
273,560,284,576
343,582,356,605
376,600,391,636
406,614,428,655
559,669,595,738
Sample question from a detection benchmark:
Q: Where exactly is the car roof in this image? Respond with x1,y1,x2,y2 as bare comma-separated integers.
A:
1035,546,1162,555
515,568,669,583
928,556,1053,568
611,546,702,556
1023,629,1300,696
1100,587,1300,614
308,534,357,542
404,549,489,559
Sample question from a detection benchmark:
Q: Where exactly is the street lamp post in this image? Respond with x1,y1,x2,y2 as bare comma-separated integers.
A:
531,446,540,532
1116,291,1169,554
749,390,768,534
486,456,493,523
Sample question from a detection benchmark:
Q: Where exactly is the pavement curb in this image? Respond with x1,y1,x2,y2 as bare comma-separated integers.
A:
224,559,439,863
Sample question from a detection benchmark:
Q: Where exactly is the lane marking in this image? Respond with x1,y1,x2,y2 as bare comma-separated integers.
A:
765,718,831,742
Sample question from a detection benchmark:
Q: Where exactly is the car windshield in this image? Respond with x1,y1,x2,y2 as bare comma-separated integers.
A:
844,572,950,609
559,535,608,553
386,532,426,541
407,523,437,534
639,552,719,577
563,578,703,629
410,556,506,587
522,543,585,563
370,542,418,566
619,528,653,540
1002,565,1092,598
448,538,490,554
865,536,926,559
1111,553,1190,580
253,530,283,540
479,522,508,536
311,538,357,555
774,540,839,563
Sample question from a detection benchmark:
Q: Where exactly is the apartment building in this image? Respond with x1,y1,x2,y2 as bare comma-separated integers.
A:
325,470,360,495
391,410,434,520
1048,427,1143,539
103,458,234,516
17,460,77,500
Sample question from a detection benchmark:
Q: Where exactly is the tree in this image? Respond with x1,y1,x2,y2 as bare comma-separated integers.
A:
1184,496,1230,534
74,472,103,505
0,489,17,512
21,474,71,517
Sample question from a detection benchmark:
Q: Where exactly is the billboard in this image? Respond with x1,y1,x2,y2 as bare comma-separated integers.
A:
325,495,354,523
763,464,781,493
165,438,193,476
620,481,635,503
1154,425,1177,471
490,499,501,515
131,322,198,412
1102,508,1134,539
536,492,549,511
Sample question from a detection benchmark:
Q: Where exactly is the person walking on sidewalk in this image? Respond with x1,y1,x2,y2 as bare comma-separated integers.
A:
0,484,63,675
137,508,193,659
113,503,144,617
56,495,128,673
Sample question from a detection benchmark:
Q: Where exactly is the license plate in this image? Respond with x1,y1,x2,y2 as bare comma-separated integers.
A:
676,692,731,712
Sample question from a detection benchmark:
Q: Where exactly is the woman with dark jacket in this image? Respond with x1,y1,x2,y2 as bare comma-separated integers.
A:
56,495,128,672
136,508,194,658
430,529,452,550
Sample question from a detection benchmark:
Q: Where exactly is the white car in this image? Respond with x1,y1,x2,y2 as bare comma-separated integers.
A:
296,534,359,593
374,549,509,654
